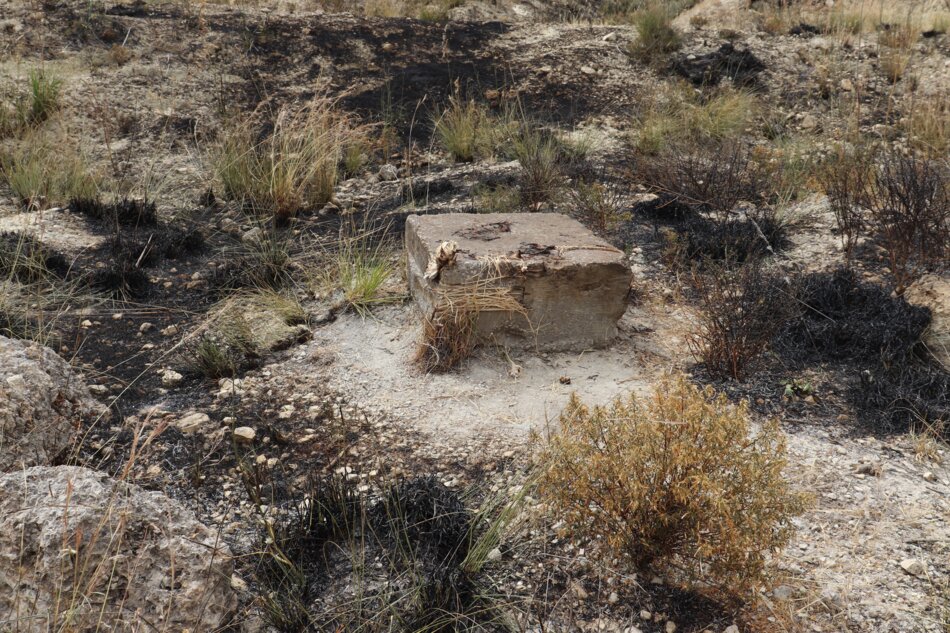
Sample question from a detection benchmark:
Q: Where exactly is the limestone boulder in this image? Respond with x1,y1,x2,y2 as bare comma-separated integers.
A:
905,274,950,369
0,335,103,472
406,213,631,350
0,466,237,631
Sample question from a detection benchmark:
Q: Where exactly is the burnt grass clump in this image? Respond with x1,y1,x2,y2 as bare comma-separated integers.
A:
86,223,205,299
252,474,494,632
672,43,766,87
109,226,206,268
677,212,790,264
90,262,151,299
0,232,71,282
632,193,694,224
778,268,930,364
68,197,159,227
778,268,948,434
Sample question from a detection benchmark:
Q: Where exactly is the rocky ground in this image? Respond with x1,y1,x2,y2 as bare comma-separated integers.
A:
0,0,948,631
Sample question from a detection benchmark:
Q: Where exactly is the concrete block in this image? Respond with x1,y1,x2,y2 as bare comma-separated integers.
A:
406,213,631,350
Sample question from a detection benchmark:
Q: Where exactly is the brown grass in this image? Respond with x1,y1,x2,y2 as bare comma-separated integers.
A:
415,274,527,372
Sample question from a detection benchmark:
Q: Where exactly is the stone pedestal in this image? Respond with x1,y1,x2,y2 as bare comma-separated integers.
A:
406,213,631,351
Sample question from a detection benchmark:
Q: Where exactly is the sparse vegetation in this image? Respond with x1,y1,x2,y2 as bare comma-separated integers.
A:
3,2,948,631
536,375,808,597
473,182,519,213
220,227,297,290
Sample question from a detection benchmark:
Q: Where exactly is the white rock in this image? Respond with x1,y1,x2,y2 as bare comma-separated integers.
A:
241,227,264,244
233,426,256,443
378,164,398,181
900,558,926,577
161,369,184,388
176,411,210,433
0,336,104,472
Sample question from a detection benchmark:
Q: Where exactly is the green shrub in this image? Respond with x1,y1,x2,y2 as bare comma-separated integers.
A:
536,375,807,597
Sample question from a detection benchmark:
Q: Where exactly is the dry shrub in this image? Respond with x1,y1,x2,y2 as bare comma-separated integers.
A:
569,168,630,233
823,149,949,292
536,375,807,597
821,146,873,259
689,261,793,379
637,140,765,219
863,153,949,293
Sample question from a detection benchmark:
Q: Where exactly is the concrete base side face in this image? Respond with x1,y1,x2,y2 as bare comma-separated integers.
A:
405,213,632,352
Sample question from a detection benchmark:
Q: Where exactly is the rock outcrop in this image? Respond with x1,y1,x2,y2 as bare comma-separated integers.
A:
0,335,101,472
0,466,237,631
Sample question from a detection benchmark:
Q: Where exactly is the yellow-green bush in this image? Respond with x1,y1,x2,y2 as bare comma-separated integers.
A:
536,376,807,597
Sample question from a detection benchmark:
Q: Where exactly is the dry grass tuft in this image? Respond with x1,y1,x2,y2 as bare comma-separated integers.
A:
0,135,98,210
536,375,808,598
905,95,950,158
636,84,758,154
627,5,682,63
212,99,353,221
415,275,526,372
